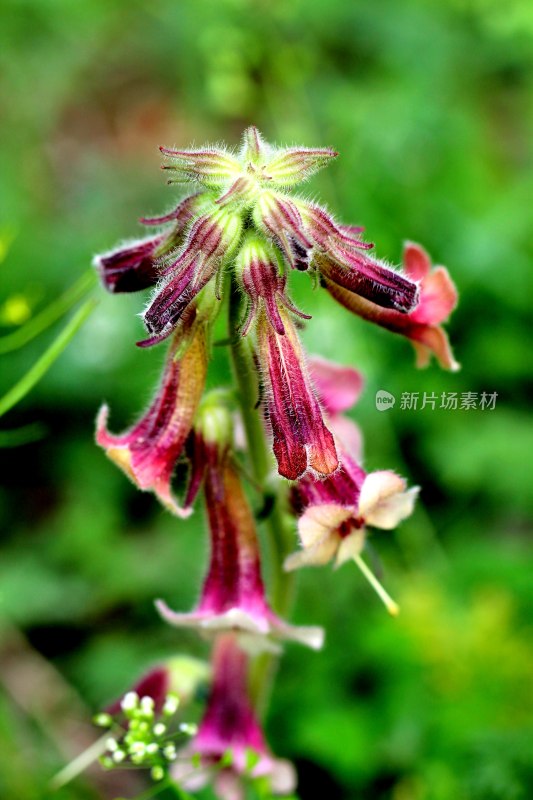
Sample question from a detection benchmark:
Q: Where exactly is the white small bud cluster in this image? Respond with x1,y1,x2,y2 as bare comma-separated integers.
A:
96,691,194,781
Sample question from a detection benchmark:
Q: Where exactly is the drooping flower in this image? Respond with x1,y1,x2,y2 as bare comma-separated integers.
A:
295,200,420,311
255,307,338,480
172,634,296,800
157,402,323,651
93,193,206,294
286,455,418,614
96,308,208,515
323,241,459,370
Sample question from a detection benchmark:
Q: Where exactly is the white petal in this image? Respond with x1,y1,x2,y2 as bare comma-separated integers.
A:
298,503,354,547
335,529,365,567
359,471,419,529
284,534,339,571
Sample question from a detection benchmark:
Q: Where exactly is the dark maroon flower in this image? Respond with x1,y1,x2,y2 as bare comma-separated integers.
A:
94,194,206,294
141,208,242,345
93,234,165,293
323,241,459,369
253,190,313,271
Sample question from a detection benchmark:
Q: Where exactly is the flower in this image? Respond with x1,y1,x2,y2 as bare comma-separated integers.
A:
286,454,418,614
95,309,207,515
309,355,364,457
323,241,459,370
141,207,243,346
255,307,338,480
172,634,296,800
157,408,323,651
93,193,206,294
235,234,310,336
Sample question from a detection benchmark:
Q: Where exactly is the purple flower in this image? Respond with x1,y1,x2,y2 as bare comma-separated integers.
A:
324,241,459,370
172,634,296,800
236,235,310,335
96,311,207,515
141,208,242,345
93,194,205,294
157,429,323,651
255,308,338,480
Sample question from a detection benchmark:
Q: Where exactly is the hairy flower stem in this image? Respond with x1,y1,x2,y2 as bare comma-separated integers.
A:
228,274,296,713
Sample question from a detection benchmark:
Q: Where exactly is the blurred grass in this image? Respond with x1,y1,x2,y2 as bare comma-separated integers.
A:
0,0,532,798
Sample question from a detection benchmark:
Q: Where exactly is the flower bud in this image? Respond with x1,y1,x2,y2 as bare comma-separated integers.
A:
160,146,241,187
235,235,310,335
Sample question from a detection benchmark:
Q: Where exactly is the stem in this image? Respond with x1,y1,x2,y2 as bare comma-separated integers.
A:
227,276,295,713
353,553,400,616
0,298,97,418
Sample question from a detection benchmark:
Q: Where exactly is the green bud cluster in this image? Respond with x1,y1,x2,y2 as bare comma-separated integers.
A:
94,691,196,781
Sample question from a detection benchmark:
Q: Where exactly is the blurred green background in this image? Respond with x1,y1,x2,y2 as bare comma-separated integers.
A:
1,1,532,798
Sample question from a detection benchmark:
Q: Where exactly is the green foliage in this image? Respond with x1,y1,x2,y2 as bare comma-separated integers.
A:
0,0,531,798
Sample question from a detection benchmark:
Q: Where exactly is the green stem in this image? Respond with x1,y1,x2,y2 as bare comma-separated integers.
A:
227,277,296,713
0,269,97,354
0,298,97,417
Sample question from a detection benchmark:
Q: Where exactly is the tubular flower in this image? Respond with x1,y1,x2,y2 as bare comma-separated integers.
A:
323,241,459,370
95,309,208,515
141,208,243,346
172,634,296,800
286,453,418,614
93,193,206,294
235,234,310,336
157,405,323,651
255,307,338,481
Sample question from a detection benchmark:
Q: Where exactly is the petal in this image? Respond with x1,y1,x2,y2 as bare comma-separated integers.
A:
411,266,458,326
284,535,339,571
93,235,164,293
298,503,354,548
359,471,419,529
335,529,365,567
403,240,432,281
309,356,364,414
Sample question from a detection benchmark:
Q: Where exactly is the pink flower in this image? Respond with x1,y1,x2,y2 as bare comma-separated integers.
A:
96,311,207,515
255,308,338,480
157,434,323,651
324,241,459,370
309,356,364,457
173,634,296,800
